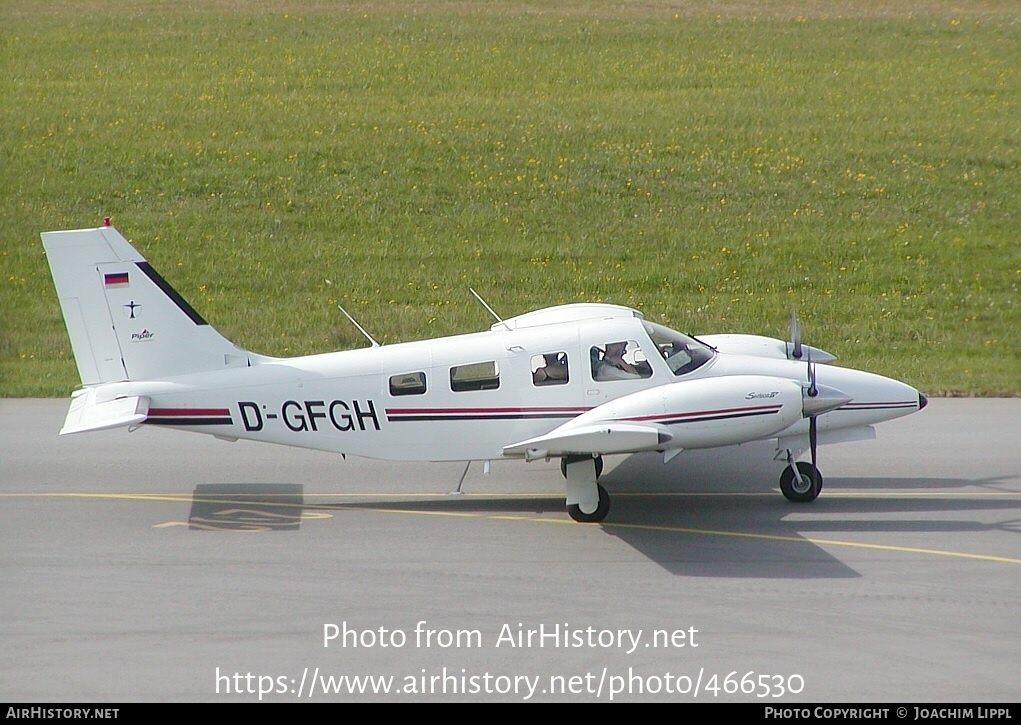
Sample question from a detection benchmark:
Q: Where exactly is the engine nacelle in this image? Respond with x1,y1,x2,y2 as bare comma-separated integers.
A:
698,334,836,364
567,375,806,450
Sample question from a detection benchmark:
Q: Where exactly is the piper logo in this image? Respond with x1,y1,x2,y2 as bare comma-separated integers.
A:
130,329,155,342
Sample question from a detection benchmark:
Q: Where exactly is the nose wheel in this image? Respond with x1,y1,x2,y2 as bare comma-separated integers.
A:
779,461,823,503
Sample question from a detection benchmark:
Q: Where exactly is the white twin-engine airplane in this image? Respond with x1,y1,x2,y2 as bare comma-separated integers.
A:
42,223,927,523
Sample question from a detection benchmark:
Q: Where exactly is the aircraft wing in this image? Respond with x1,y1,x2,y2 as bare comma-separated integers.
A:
60,388,150,435
503,422,672,458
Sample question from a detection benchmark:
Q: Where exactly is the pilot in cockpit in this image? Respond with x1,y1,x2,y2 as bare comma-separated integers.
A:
593,341,646,380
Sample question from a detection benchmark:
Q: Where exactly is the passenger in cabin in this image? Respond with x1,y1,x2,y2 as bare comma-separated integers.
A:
533,352,569,385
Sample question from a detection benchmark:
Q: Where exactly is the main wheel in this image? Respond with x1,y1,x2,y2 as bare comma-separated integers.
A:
567,483,610,523
779,462,823,503
560,455,604,479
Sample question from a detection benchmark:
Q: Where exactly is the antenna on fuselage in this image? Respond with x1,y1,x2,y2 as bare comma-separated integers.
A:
469,288,503,323
337,305,380,348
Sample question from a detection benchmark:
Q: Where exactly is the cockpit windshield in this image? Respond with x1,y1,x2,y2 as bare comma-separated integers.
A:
642,321,715,376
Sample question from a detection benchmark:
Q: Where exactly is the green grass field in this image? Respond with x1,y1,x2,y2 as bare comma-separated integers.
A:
2,1,1018,396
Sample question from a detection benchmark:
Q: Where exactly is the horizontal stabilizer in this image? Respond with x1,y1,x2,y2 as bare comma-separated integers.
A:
503,422,672,457
60,388,150,435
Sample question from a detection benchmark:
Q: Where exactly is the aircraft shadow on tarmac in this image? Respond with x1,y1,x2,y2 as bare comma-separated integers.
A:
184,442,1018,578
188,483,307,532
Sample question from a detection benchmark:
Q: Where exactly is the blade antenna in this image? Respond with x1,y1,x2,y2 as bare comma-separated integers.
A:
337,305,380,348
470,288,503,323
451,461,470,495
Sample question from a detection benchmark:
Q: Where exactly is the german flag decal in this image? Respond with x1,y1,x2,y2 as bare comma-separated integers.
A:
104,271,129,287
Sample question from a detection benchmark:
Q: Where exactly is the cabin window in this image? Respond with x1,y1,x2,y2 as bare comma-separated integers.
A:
389,371,427,396
450,361,500,392
590,340,653,381
531,352,569,386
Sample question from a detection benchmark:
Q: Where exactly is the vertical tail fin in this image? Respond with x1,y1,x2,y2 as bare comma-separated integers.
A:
42,225,260,384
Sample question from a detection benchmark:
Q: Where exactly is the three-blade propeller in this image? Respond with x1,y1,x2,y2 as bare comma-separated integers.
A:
793,313,852,489
806,347,819,481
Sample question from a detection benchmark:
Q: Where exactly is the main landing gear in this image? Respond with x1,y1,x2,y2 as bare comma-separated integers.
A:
779,453,824,503
560,455,609,523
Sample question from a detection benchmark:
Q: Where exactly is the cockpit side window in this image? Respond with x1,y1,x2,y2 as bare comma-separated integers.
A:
643,322,715,376
590,340,653,381
531,352,570,386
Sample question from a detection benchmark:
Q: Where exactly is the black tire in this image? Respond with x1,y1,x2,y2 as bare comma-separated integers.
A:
566,483,610,523
560,455,604,479
779,462,822,503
